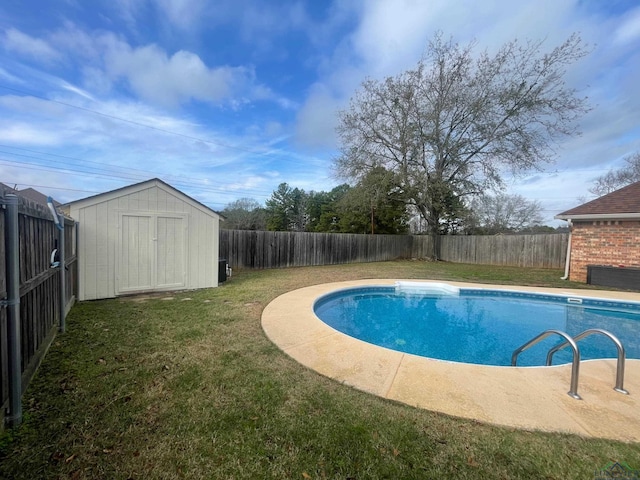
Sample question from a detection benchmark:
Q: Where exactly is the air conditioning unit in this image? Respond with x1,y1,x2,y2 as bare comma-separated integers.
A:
218,259,232,284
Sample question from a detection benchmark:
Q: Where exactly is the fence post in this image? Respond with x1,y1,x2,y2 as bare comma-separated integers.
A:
4,194,22,428
58,219,66,333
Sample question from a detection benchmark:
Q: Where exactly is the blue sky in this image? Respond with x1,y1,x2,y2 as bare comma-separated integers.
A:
1,0,639,224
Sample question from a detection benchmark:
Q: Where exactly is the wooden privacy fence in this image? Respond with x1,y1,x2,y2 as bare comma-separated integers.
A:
439,233,569,268
1,193,77,428
219,230,433,269
220,230,568,270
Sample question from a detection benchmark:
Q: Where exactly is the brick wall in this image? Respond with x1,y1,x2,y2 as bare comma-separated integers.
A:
569,220,640,282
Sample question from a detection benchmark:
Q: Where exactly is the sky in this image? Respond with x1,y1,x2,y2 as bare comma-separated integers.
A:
1,0,639,225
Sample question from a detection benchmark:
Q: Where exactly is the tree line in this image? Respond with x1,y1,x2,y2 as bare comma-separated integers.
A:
220,176,556,235
221,166,410,235
220,147,638,235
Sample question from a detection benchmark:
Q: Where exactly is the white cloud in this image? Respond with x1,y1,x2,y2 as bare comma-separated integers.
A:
614,7,640,46
49,21,100,60
111,0,140,20
44,25,287,109
102,41,250,107
80,66,114,95
60,82,96,101
224,174,272,192
294,83,339,149
0,123,62,145
236,1,311,41
156,0,208,30
1,28,61,63
261,121,284,138
0,66,23,84
0,94,68,119
349,0,437,77
1,24,283,109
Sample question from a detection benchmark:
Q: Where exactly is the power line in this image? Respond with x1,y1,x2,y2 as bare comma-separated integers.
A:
0,159,150,183
0,159,272,199
0,144,168,178
4,183,102,195
0,143,282,197
0,144,283,197
0,151,150,182
3,180,233,209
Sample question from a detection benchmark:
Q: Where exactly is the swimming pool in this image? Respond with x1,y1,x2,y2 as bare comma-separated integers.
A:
263,280,640,440
314,283,640,367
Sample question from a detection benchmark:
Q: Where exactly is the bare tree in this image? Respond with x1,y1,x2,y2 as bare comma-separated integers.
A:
221,198,266,230
589,152,640,196
467,193,544,234
334,32,590,257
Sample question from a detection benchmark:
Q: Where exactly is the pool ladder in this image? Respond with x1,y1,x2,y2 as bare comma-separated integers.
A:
511,328,629,400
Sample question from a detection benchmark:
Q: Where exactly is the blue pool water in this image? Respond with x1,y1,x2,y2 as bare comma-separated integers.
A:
313,286,640,367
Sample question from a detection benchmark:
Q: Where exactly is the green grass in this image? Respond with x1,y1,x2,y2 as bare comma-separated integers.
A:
1,261,638,479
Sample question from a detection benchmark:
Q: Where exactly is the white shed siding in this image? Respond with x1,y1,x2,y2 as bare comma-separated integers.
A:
68,179,220,301
192,205,218,287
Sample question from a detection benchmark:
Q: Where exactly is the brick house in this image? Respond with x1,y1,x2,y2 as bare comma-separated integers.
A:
555,181,640,283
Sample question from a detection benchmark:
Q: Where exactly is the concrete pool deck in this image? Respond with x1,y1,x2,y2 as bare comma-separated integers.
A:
261,280,640,443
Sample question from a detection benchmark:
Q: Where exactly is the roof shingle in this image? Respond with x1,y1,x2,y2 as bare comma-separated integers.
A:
556,180,640,219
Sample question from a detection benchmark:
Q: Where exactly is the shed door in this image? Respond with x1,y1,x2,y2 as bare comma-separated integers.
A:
118,214,186,294
156,216,185,288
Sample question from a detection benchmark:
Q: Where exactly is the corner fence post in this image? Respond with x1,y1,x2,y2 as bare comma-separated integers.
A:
4,194,22,427
58,217,66,333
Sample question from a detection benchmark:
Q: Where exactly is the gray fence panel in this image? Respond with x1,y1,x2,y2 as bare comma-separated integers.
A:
0,195,78,428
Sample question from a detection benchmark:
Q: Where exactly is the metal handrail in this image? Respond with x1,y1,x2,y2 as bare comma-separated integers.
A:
511,329,581,399
546,328,628,395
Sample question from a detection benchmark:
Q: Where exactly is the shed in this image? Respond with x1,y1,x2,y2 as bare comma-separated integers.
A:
64,178,222,300
555,180,640,284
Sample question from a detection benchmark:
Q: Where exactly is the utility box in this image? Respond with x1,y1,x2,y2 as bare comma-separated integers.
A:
218,259,228,283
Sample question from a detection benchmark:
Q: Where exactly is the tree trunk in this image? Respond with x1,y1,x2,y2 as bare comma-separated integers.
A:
416,204,440,260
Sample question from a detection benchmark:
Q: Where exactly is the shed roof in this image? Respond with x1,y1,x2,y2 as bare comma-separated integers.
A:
64,178,222,219
555,180,640,220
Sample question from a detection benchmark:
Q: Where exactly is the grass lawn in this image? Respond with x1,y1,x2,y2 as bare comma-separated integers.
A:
1,260,638,479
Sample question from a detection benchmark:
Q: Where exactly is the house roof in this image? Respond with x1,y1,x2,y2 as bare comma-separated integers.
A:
555,180,640,220
0,183,61,207
63,178,222,219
